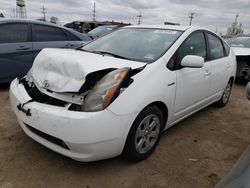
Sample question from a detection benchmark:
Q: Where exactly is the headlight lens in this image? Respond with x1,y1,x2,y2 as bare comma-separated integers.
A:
82,67,130,111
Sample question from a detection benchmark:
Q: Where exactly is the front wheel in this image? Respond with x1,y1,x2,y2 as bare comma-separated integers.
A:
214,80,232,107
123,105,164,161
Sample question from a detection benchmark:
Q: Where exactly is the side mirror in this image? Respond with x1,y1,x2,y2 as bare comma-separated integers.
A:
181,55,205,68
246,82,250,100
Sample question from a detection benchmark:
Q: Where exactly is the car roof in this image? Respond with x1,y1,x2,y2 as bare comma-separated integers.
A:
0,18,64,27
125,25,191,31
0,18,91,41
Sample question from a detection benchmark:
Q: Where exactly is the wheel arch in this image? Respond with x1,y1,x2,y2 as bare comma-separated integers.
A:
229,76,235,85
142,101,169,130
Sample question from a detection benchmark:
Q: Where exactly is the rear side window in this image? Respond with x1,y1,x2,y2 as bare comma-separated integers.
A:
207,33,224,60
64,30,79,41
0,23,28,43
33,25,68,42
178,32,207,62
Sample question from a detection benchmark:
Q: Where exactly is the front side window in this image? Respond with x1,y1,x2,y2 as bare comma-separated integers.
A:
177,32,207,62
82,28,183,63
207,33,224,60
33,25,68,42
0,23,28,43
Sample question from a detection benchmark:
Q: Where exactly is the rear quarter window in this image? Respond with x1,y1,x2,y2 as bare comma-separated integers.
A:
207,33,224,60
64,30,80,41
223,41,230,56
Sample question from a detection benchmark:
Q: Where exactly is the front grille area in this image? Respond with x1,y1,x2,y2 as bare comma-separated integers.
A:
20,78,68,107
25,123,69,150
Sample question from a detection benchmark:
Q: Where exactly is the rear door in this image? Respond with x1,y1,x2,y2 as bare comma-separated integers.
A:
173,31,212,120
206,32,230,97
32,24,70,58
0,23,33,82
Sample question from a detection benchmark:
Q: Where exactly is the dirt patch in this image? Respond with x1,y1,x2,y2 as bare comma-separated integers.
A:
0,82,249,188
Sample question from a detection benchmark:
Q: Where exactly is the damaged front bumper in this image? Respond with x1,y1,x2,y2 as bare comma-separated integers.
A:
9,78,135,162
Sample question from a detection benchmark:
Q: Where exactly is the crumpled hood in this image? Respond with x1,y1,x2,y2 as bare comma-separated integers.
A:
231,47,250,56
30,48,146,92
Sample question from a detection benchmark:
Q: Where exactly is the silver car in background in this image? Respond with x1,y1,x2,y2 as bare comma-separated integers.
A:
228,36,250,80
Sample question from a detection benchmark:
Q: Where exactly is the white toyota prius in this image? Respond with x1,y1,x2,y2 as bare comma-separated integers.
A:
9,25,236,162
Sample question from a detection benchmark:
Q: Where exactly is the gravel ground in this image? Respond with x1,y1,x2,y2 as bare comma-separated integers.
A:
0,82,249,188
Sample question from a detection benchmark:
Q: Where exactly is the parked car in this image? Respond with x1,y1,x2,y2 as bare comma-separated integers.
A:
9,25,236,162
228,36,250,80
88,25,118,39
0,19,91,83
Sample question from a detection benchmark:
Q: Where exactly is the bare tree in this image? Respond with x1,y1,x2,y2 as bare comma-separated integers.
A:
50,16,59,24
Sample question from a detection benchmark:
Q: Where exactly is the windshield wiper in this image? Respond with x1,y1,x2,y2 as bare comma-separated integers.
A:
90,51,130,60
76,48,88,52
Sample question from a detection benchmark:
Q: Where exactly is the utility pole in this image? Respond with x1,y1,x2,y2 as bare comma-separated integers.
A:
137,12,142,25
13,8,16,18
41,5,47,21
189,12,195,26
93,2,96,22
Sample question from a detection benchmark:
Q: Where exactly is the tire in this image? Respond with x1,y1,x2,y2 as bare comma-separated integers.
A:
214,80,232,108
123,105,164,162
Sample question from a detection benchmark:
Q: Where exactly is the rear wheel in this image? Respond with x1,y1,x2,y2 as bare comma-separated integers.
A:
123,105,164,161
214,80,232,107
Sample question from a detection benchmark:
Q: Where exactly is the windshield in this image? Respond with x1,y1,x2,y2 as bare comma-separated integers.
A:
82,28,183,63
88,26,116,37
228,37,250,48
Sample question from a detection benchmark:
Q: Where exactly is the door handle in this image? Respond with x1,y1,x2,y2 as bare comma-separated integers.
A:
16,47,30,51
66,43,74,47
204,70,211,76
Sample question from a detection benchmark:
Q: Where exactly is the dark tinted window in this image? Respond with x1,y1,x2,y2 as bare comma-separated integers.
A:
178,32,206,62
207,33,224,60
0,23,28,43
65,30,79,41
34,25,68,42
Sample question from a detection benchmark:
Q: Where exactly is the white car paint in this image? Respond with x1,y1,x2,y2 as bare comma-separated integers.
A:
30,48,145,92
9,25,236,162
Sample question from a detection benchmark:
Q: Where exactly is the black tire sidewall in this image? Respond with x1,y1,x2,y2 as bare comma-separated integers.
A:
215,80,232,108
123,105,164,162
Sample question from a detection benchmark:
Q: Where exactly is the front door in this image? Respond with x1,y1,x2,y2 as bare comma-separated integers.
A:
0,23,33,82
173,31,212,120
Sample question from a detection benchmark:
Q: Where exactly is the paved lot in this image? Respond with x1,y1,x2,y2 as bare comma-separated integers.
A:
0,82,249,188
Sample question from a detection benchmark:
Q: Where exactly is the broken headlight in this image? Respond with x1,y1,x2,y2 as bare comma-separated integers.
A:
82,67,130,112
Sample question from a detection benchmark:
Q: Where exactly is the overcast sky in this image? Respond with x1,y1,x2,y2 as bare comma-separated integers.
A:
1,0,250,34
